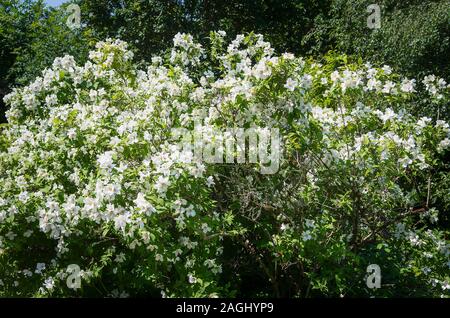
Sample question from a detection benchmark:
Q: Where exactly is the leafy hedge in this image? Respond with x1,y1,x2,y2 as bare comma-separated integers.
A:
0,32,449,297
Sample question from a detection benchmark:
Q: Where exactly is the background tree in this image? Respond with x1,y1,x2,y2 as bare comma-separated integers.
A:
0,0,92,122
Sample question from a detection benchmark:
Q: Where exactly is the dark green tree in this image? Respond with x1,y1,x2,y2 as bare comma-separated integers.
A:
304,0,450,78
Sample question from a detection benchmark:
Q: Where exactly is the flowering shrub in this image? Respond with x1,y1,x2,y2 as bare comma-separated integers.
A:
0,32,449,297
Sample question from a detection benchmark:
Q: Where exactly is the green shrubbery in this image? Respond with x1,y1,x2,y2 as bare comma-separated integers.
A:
0,33,448,297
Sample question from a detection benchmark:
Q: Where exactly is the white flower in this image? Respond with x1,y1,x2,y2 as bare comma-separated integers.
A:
330,71,340,82
97,151,115,170
366,78,380,91
417,116,432,129
83,197,98,212
399,156,413,168
301,74,313,89
44,277,55,290
201,223,211,233
378,108,396,123
67,128,77,140
104,183,119,198
114,213,131,232
253,60,272,80
438,138,450,152
366,68,377,78
204,259,216,268
188,274,197,284
45,94,58,106
115,252,126,263
302,230,312,241
18,191,29,203
305,219,315,228
407,231,422,246
35,263,46,274
185,205,196,217
400,79,416,93
206,176,215,187
382,65,392,75
23,269,33,277
284,78,297,91
174,249,182,257
6,231,17,240
134,192,155,215
154,175,170,194
382,81,396,94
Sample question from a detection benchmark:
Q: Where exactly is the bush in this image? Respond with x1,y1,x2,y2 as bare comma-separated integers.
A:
0,32,449,297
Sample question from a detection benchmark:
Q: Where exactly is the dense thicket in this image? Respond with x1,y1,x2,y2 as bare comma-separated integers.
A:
1,34,449,297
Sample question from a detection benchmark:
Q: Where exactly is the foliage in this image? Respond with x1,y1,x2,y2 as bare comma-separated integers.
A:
305,0,450,79
78,0,327,62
